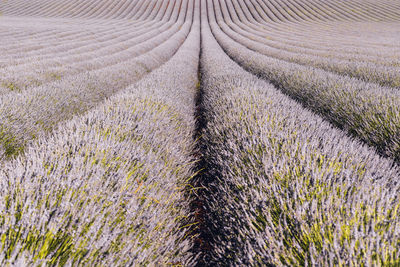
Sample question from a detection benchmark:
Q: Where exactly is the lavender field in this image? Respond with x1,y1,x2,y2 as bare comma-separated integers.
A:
0,0,400,266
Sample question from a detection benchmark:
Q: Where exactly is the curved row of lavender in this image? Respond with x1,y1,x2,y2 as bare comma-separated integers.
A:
214,0,400,88
210,0,400,162
0,0,200,265
0,0,185,92
0,0,192,160
195,0,400,265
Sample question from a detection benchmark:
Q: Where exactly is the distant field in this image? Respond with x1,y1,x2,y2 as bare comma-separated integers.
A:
0,0,400,266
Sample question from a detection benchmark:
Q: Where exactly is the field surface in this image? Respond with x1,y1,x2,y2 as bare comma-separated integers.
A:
0,0,400,266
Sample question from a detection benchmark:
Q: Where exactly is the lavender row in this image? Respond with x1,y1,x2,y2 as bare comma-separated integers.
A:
209,3,400,162
0,1,200,264
0,6,193,160
0,1,184,93
214,0,400,88
197,5,400,265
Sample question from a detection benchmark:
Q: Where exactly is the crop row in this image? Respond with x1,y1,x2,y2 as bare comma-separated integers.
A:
230,0,400,56
196,4,400,265
0,0,186,92
207,1,400,164
0,0,182,20
0,20,154,62
0,0,194,160
3,0,399,21
0,0,174,47
0,0,200,265
216,0,400,65
212,0,400,88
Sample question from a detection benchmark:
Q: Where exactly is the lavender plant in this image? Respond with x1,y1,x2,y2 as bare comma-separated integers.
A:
215,0,400,88
0,0,200,264
209,3,400,162
0,4,193,160
1,0,400,265
196,4,400,265
0,0,184,93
